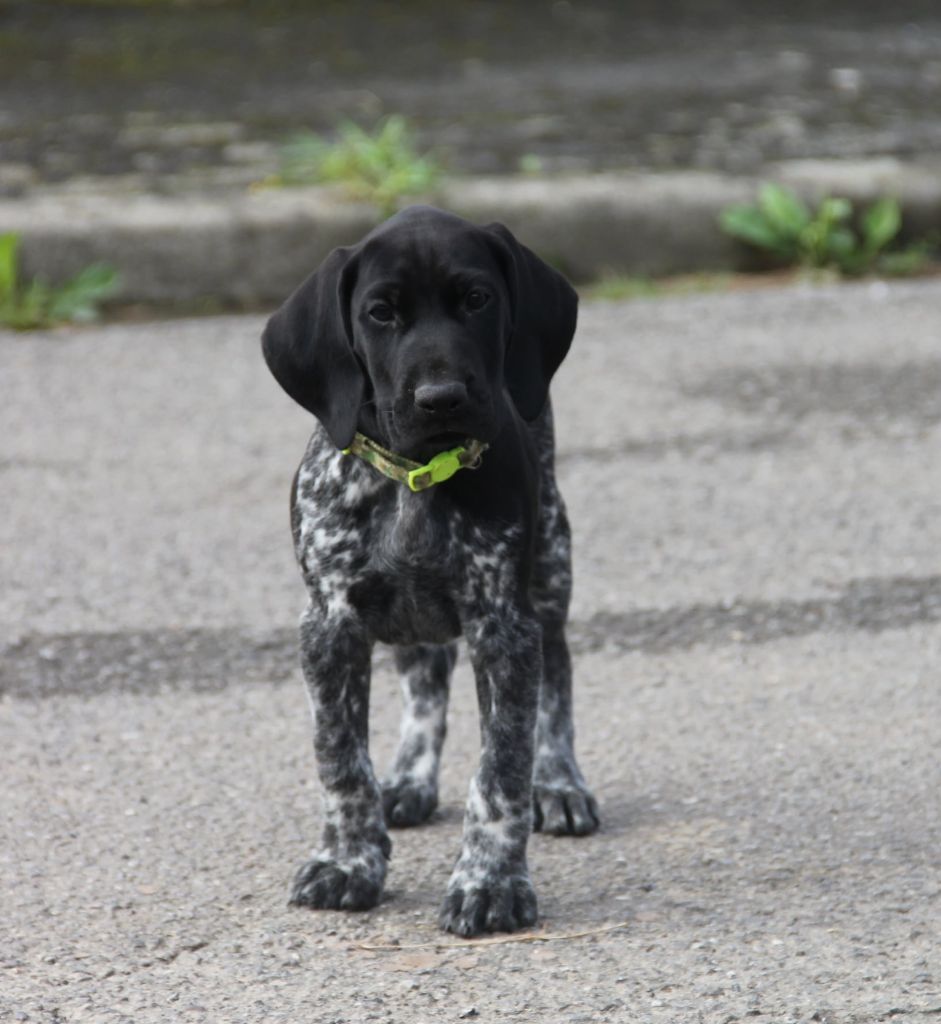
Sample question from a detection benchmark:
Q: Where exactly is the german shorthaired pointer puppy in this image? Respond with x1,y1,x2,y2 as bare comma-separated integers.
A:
262,205,599,936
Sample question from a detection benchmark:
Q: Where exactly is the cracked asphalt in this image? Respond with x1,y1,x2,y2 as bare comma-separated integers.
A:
2,280,940,1023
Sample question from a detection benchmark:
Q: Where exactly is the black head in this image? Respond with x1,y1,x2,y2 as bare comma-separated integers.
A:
261,205,578,458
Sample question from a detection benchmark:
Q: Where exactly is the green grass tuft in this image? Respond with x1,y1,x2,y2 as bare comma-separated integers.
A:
269,116,441,214
0,233,120,330
720,184,932,277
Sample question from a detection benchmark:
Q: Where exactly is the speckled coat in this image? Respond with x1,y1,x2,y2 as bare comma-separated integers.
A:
262,206,598,936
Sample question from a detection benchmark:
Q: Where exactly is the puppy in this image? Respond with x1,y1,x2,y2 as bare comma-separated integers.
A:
262,206,598,936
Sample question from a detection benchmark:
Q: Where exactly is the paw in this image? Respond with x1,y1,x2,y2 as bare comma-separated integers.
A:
289,837,390,911
439,872,538,937
381,777,438,828
533,781,600,836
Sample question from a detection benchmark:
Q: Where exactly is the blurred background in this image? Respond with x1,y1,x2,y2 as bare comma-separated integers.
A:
2,0,940,197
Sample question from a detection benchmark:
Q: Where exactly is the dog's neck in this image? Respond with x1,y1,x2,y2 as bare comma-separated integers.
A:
343,432,488,493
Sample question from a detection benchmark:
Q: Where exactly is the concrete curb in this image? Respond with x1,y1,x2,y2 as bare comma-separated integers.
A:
3,157,940,306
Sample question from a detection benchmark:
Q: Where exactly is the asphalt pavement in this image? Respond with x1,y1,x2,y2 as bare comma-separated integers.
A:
2,279,940,1023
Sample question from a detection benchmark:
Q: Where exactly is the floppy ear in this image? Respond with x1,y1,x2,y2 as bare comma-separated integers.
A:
261,246,364,449
484,222,579,421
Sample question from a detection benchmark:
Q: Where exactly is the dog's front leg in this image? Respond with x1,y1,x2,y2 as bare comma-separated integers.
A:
289,603,390,912
440,610,542,936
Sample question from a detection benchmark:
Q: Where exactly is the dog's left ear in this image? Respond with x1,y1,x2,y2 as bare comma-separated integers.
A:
261,246,363,449
484,222,578,421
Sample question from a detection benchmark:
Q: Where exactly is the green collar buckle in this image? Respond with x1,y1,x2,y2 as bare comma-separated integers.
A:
342,432,488,492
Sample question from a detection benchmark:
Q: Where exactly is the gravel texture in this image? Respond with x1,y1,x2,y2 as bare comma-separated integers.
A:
2,279,940,1023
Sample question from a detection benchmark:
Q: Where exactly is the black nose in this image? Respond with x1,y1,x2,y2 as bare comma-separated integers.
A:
414,381,469,416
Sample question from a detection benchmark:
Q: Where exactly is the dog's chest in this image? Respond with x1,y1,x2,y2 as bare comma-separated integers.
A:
348,489,464,645
297,462,463,644
296,445,524,646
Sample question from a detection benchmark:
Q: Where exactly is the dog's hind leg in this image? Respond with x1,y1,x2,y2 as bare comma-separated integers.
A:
382,642,456,827
532,614,600,835
529,414,600,837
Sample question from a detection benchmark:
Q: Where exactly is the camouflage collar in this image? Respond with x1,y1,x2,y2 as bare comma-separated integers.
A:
342,433,489,492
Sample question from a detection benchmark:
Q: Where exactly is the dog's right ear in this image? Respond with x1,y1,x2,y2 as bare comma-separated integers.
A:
261,246,364,449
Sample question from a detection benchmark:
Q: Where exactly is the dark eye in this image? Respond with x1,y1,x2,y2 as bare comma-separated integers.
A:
465,288,489,312
368,302,395,324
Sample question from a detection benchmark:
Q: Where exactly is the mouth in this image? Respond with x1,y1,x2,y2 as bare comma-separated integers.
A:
423,431,467,449
407,430,470,463
386,401,492,461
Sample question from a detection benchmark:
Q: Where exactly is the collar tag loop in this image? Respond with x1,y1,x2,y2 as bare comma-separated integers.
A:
407,448,463,491
342,433,488,492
